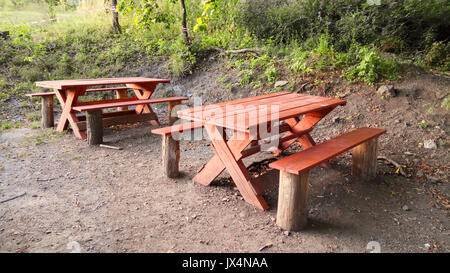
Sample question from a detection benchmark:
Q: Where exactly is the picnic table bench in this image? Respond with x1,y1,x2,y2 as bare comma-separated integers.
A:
26,86,130,128
31,77,187,144
152,91,387,231
269,127,385,230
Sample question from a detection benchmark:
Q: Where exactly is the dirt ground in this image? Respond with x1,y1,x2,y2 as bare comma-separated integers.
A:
0,64,449,253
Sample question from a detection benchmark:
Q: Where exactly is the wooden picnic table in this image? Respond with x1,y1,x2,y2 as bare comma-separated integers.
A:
35,77,171,140
177,91,347,210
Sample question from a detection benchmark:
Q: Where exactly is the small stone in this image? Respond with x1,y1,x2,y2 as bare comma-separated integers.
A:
274,80,289,88
239,212,246,218
332,116,341,123
270,217,276,222
402,205,410,211
222,197,229,202
423,139,437,149
416,170,424,177
404,151,413,156
339,91,350,98
426,176,440,184
377,85,396,98
283,231,290,236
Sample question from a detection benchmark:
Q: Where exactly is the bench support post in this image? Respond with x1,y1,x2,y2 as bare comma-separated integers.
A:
86,110,103,145
41,96,54,128
162,135,180,178
277,170,309,231
352,138,378,181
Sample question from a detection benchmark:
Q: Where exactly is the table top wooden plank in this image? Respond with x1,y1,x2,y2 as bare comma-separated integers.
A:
178,91,292,116
179,92,346,131
206,98,341,132
180,92,307,121
246,98,346,130
206,94,327,122
35,77,170,89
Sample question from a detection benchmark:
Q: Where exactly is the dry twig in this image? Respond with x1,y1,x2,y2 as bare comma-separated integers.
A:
377,156,408,176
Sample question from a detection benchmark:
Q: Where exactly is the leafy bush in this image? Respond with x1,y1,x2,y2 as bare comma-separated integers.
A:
422,41,450,71
238,0,450,55
343,45,400,84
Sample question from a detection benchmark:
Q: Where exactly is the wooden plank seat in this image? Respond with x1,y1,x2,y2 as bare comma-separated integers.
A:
269,127,386,231
72,97,187,112
71,96,188,145
26,87,131,128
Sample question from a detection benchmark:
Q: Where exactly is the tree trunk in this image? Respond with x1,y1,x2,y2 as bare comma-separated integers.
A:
180,0,190,45
111,0,121,34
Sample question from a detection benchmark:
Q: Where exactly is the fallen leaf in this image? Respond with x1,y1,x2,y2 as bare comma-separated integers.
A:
259,242,273,251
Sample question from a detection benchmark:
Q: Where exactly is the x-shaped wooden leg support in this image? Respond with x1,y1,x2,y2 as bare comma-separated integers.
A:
54,88,86,139
279,107,336,152
194,128,251,186
194,107,338,188
127,83,160,126
204,124,268,210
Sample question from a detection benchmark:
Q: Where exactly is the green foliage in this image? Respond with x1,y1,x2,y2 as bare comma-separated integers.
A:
264,64,278,84
0,0,447,124
0,13,162,104
194,0,239,31
0,119,20,130
166,36,196,75
238,0,450,56
193,0,216,32
418,121,430,129
118,0,179,31
343,45,400,84
289,48,311,74
441,97,450,111
237,69,254,86
422,41,450,71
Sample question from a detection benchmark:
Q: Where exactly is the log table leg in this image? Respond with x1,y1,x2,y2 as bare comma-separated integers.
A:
352,138,378,181
168,101,181,125
86,109,103,145
162,134,180,178
276,170,310,231
41,96,54,128
116,89,128,111
161,101,182,178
